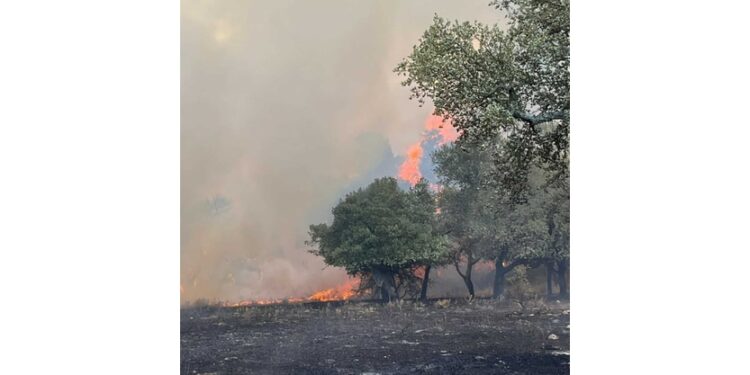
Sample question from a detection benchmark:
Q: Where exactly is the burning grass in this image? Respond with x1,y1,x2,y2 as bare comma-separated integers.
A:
219,277,361,307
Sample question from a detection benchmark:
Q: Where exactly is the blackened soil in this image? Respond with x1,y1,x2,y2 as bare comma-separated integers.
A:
181,299,570,374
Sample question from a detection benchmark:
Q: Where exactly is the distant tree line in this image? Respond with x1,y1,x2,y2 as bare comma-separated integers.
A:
307,0,569,302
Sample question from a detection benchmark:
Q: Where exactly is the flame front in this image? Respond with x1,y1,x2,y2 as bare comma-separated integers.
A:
307,278,359,302
222,278,359,307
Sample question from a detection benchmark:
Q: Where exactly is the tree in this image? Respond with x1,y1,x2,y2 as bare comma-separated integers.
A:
486,195,550,298
487,166,569,299
433,143,493,298
395,0,570,201
409,178,450,301
434,141,569,299
307,177,448,302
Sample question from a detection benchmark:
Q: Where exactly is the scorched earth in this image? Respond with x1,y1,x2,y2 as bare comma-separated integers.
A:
181,299,570,374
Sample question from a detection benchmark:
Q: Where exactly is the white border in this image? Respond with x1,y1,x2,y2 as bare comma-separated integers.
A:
0,1,179,373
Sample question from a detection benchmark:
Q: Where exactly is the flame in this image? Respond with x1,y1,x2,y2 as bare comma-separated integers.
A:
398,141,424,186
397,113,460,186
220,278,360,307
307,278,359,302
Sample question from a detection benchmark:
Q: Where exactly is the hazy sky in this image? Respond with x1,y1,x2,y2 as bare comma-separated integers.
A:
181,0,505,302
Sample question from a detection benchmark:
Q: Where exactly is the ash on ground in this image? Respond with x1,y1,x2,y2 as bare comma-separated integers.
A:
181,299,570,375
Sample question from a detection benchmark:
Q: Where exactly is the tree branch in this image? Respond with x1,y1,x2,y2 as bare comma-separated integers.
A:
513,110,568,125
454,260,466,279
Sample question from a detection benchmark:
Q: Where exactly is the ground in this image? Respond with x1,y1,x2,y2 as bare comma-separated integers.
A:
181,299,570,375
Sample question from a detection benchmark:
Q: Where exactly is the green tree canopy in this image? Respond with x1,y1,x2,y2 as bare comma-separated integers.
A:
307,177,448,300
434,142,568,297
395,0,569,201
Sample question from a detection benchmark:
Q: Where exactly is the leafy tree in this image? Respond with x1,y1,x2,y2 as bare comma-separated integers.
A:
485,191,550,298
434,142,565,299
307,177,448,301
433,144,493,298
487,166,569,298
395,0,569,201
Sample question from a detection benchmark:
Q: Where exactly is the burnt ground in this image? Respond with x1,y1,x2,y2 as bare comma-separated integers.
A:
181,299,570,375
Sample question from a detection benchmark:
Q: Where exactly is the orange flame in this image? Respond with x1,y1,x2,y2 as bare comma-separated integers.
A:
222,278,360,307
398,141,424,186
397,114,460,186
307,278,359,302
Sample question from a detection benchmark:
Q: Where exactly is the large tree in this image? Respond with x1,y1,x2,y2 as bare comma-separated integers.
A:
307,177,448,301
395,0,570,201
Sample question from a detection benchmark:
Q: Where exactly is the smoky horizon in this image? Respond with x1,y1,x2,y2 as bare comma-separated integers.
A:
181,0,505,303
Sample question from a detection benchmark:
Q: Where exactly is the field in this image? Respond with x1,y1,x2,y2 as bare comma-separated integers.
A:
181,299,570,374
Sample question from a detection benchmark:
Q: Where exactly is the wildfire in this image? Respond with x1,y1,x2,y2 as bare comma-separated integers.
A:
397,141,424,186
307,278,359,302
397,113,460,186
221,278,359,307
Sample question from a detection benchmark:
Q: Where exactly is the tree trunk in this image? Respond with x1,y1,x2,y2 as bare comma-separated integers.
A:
454,252,477,298
464,277,475,298
546,262,554,298
373,268,398,302
492,258,507,299
557,260,569,299
419,265,431,301
464,261,475,298
386,274,398,301
380,287,389,301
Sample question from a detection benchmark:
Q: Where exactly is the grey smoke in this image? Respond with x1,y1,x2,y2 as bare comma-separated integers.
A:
181,0,505,302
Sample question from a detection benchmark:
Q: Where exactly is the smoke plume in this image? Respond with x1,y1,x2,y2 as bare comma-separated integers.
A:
181,0,504,303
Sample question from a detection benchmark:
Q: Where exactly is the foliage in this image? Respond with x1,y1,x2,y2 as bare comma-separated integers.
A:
307,177,449,290
505,265,540,309
433,141,569,299
433,144,492,252
395,0,570,201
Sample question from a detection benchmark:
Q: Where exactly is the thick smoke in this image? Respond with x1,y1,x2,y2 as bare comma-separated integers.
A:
181,0,504,303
